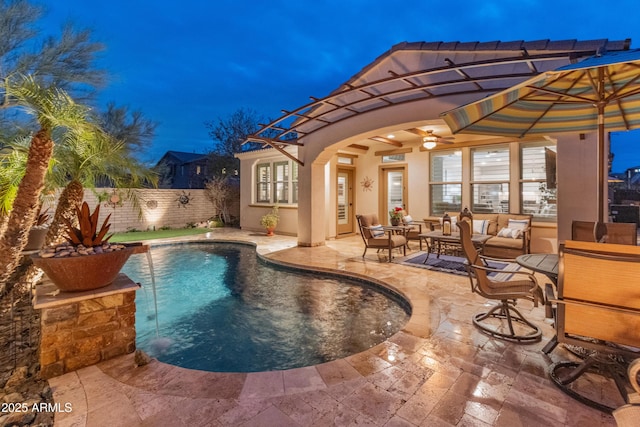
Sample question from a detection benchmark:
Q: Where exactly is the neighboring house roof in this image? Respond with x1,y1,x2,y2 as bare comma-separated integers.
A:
156,150,208,166
247,38,632,165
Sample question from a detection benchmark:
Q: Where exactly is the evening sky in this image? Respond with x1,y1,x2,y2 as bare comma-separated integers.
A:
39,0,640,171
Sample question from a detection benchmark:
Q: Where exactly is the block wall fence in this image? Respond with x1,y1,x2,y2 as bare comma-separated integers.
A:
44,188,217,233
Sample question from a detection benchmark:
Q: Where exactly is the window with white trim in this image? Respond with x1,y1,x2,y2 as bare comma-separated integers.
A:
430,150,462,215
471,146,510,213
521,142,557,220
255,160,298,205
256,163,271,203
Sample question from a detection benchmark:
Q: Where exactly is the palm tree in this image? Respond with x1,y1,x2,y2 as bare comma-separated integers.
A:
0,75,96,291
44,125,158,245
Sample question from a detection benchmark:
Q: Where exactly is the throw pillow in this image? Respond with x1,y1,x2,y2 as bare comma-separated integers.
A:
402,215,413,225
497,227,522,239
473,219,489,235
508,219,529,231
370,225,385,237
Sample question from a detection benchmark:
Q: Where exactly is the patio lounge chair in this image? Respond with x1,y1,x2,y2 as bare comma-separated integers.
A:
356,214,407,262
457,220,543,342
571,220,638,245
400,210,429,250
547,240,640,413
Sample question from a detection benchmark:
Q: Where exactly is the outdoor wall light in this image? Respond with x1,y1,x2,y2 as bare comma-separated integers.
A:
422,136,437,149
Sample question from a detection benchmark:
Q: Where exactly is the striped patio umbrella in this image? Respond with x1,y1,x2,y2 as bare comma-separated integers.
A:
441,49,640,222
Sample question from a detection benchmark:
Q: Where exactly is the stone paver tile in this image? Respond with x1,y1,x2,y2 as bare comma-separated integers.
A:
458,413,492,427
342,382,404,423
86,395,141,427
346,350,394,377
240,405,300,427
50,373,88,421
283,366,327,394
53,413,87,427
309,402,360,427
395,387,444,425
429,390,468,425
463,401,499,425
274,394,322,426
170,397,238,425
315,358,362,386
239,370,284,399
384,415,418,426
216,398,273,426
322,377,367,402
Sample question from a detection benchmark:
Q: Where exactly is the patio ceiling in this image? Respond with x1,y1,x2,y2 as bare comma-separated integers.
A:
245,39,631,165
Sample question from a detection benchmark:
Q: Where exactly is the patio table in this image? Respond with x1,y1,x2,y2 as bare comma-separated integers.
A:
517,253,561,353
418,231,491,263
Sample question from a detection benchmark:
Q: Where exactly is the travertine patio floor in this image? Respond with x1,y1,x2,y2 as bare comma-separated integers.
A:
48,228,618,426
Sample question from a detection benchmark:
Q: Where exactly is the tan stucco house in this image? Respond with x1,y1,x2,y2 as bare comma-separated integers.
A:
236,38,633,252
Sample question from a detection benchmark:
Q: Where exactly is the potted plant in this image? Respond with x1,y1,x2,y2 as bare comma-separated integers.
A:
260,206,279,236
24,207,50,251
31,202,145,292
389,207,403,226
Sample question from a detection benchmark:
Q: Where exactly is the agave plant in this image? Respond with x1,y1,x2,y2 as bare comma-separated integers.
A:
63,202,112,247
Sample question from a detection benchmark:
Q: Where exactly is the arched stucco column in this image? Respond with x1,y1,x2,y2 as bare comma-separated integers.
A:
297,145,338,247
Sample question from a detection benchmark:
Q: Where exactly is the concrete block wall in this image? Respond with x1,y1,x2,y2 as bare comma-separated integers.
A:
45,188,217,233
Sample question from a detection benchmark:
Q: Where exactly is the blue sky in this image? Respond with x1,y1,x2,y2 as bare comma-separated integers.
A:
39,0,640,171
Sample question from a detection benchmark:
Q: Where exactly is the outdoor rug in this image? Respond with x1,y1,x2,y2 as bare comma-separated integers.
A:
394,251,522,280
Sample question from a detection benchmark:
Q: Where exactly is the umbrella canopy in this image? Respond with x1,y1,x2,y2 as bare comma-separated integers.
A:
441,49,640,222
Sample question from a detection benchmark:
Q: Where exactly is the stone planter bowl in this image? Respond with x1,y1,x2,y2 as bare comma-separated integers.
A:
31,245,140,292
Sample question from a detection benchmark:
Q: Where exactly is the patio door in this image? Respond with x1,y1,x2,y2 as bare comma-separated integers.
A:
382,166,407,224
337,168,354,235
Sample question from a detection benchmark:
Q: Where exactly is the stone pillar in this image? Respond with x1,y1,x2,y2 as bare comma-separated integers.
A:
33,274,140,379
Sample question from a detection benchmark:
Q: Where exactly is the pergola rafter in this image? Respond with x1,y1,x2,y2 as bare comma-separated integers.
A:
245,49,607,165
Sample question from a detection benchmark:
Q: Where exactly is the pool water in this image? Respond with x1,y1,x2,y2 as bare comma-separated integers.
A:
122,242,410,372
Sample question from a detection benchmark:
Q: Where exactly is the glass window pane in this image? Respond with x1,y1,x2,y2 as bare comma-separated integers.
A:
256,163,271,203
472,183,509,213
521,181,557,218
273,161,289,203
430,151,462,182
430,184,462,215
382,154,405,163
521,142,557,220
292,163,298,204
472,146,509,181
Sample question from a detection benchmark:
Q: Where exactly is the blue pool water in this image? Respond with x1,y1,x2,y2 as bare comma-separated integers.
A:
121,242,410,372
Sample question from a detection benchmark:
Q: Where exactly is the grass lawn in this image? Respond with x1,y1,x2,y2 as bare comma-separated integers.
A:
110,227,214,243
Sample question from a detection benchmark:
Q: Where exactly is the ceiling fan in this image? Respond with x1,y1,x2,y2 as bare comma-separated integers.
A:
407,128,455,149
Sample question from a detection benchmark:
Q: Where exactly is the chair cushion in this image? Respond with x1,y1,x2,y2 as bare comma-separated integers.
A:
368,235,407,247
488,235,525,248
359,214,379,228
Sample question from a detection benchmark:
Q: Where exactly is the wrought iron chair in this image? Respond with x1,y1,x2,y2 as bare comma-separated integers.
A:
399,210,429,250
547,240,640,413
571,220,637,245
356,214,407,262
457,220,543,342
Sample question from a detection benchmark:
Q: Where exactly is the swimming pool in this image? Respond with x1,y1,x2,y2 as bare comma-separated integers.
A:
122,241,410,372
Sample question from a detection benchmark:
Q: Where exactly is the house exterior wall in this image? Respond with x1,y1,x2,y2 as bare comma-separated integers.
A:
236,148,299,236
236,42,628,251
43,188,217,233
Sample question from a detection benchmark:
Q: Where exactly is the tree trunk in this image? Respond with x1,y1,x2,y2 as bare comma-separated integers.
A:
0,128,54,292
45,179,84,246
